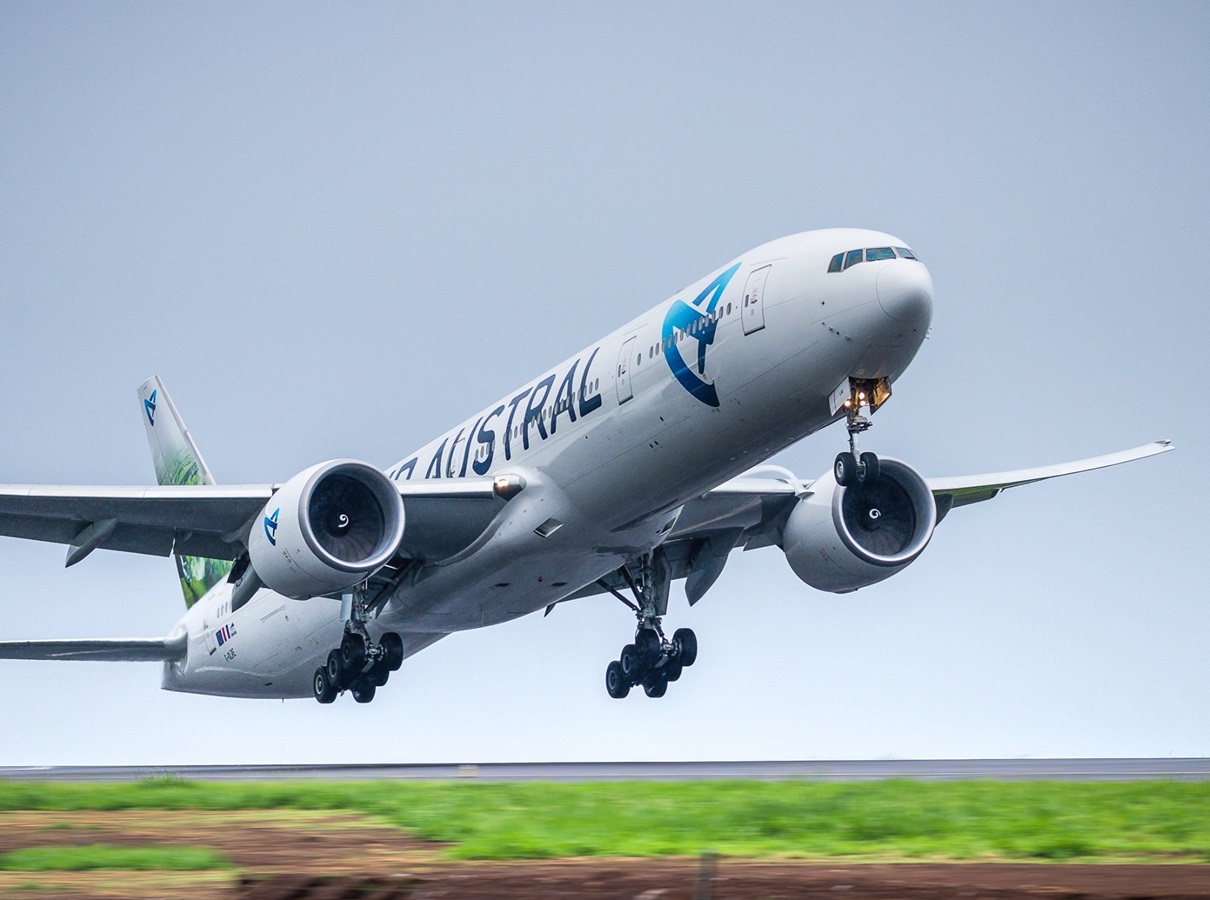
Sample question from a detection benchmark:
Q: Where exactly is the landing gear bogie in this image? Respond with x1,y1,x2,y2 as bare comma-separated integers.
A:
310,585,406,704
601,552,700,700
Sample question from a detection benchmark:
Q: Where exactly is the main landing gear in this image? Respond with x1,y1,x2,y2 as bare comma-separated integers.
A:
312,586,404,704
600,552,698,699
834,379,884,487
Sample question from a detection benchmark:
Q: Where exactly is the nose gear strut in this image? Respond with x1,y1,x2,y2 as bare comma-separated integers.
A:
834,378,889,487
311,582,405,704
599,551,698,699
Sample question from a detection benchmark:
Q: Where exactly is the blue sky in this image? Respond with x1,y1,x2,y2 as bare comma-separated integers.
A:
0,2,1205,763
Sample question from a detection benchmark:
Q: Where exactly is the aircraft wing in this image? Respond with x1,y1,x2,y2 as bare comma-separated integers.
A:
0,478,503,565
927,440,1174,516
0,634,187,662
561,441,1173,609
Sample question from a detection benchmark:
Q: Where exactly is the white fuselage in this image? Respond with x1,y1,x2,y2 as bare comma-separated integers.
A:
163,228,934,698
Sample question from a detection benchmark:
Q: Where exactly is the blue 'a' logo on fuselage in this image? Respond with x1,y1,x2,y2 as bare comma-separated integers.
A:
661,262,741,407
264,508,280,546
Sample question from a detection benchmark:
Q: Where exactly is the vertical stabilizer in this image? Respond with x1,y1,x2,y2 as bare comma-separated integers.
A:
137,377,232,608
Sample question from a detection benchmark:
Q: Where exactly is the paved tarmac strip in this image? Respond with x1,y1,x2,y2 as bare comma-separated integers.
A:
2,758,1208,782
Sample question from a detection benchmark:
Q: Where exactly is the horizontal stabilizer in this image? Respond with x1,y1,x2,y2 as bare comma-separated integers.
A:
0,634,186,662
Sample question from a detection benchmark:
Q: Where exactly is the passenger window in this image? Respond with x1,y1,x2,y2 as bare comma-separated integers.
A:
894,247,917,260
866,247,895,261
828,253,843,273
843,249,863,270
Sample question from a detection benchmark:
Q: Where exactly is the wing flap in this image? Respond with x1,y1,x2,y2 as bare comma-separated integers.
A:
0,634,187,662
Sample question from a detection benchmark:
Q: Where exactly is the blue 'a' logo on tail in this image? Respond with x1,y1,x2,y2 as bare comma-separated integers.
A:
661,262,741,407
264,508,280,546
144,389,157,426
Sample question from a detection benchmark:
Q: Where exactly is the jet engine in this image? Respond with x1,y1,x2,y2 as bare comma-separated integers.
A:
245,459,405,600
782,457,937,593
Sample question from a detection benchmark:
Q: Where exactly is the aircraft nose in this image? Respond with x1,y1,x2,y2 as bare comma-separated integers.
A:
876,261,933,323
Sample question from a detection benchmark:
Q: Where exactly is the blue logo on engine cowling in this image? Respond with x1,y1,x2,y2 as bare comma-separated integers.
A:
264,508,280,546
662,262,741,407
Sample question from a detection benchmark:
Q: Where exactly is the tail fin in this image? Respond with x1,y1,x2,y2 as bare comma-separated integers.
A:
137,376,232,608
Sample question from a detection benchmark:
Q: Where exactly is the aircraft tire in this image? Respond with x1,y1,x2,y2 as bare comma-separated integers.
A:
340,633,366,672
370,661,390,687
636,629,661,664
326,650,344,686
673,627,698,667
381,633,405,671
665,659,683,682
351,679,376,704
644,675,668,698
835,452,857,486
313,667,337,704
858,451,880,484
606,660,630,699
619,644,641,679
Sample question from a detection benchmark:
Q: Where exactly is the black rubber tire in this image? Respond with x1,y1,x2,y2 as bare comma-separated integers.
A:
350,679,376,704
313,667,337,704
644,676,668,698
858,451,880,484
326,650,344,687
636,628,661,663
370,661,390,687
664,659,683,682
606,660,630,699
834,451,858,486
673,627,698,667
381,632,405,671
620,644,641,679
340,633,366,673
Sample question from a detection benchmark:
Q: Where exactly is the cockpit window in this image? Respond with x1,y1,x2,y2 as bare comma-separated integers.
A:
829,245,921,271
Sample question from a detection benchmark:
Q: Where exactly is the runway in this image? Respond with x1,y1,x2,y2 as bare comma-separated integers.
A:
2,758,1208,782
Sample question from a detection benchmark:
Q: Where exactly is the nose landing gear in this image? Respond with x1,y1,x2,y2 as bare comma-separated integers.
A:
312,585,404,704
834,378,889,487
600,552,698,699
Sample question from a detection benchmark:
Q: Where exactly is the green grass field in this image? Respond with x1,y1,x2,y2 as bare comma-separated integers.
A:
2,779,1208,862
0,844,232,872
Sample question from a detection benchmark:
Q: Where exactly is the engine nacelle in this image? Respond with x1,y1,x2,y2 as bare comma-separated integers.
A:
246,459,405,600
782,457,937,593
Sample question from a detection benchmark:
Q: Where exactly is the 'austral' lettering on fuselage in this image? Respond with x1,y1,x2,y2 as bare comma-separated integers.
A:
394,346,604,481
662,262,741,408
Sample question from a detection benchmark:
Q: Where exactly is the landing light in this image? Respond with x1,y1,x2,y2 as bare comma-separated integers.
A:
493,474,526,501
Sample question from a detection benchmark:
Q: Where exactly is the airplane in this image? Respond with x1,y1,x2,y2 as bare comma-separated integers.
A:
0,228,1172,704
